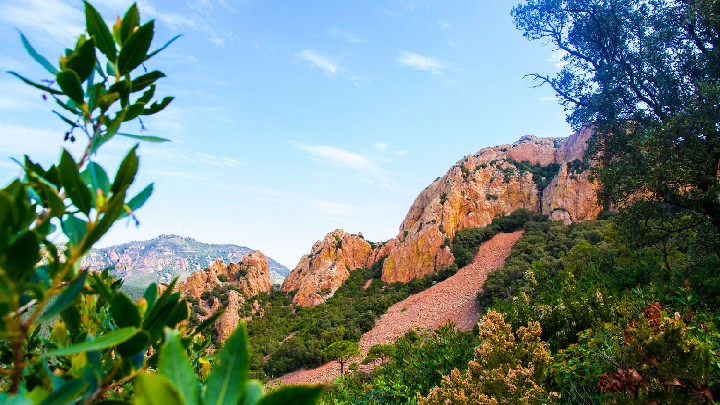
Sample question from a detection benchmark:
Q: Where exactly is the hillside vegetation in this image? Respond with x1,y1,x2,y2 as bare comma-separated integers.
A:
322,215,720,403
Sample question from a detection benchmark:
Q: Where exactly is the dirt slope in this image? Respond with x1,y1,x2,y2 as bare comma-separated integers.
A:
276,231,523,385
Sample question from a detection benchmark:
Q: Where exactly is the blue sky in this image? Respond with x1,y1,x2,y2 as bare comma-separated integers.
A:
0,0,570,268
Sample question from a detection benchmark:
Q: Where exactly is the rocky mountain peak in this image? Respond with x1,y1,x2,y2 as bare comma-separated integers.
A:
179,250,273,341
381,128,600,283
280,229,375,306
82,235,289,288
281,129,603,305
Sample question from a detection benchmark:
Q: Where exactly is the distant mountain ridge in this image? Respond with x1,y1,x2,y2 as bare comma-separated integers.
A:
82,234,289,286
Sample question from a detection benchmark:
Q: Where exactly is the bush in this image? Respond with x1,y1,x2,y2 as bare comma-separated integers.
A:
0,3,320,403
420,311,558,404
451,209,545,268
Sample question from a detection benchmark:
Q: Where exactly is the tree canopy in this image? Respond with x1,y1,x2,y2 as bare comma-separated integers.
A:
513,0,720,230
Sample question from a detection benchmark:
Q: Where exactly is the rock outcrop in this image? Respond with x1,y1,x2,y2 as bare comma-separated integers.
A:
179,250,273,341
281,229,374,306
282,129,602,304
382,128,599,283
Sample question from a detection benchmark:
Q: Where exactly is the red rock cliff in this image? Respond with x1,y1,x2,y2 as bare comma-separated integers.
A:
178,250,272,341
282,129,602,303
281,229,375,306
381,129,600,283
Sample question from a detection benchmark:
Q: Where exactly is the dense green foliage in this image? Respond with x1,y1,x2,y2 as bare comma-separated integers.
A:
513,0,720,231
322,341,360,376
506,159,562,191
478,219,605,309
321,325,478,405
451,208,546,267
230,260,460,379
322,215,720,403
0,3,320,403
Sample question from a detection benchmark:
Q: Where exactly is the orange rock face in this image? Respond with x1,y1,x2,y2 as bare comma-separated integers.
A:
281,229,374,306
178,250,272,341
381,130,601,283
282,130,603,303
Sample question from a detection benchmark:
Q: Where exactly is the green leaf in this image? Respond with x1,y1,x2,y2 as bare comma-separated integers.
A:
159,329,199,405
107,77,130,101
241,380,264,405
83,189,125,248
55,97,82,115
146,34,182,60
101,109,127,146
134,374,184,405
85,1,116,60
38,379,87,405
82,162,110,195
141,279,181,340
4,232,39,282
204,323,250,405
131,71,165,92
52,111,78,128
256,386,323,405
111,146,139,194
110,292,141,328
123,103,145,122
116,330,150,358
192,308,224,336
98,92,120,112
38,270,87,324
142,96,173,115
61,215,87,247
94,61,108,80
87,82,103,111
137,85,155,105
118,133,170,143
60,305,82,335
118,20,154,75
8,71,62,95
18,30,57,74
106,60,117,77
65,37,96,82
164,298,189,328
41,327,139,357
56,70,85,106
143,283,158,312
120,4,140,45
58,149,92,215
120,183,153,219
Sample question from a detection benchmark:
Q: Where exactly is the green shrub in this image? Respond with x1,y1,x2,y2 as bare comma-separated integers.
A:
0,3,320,403
451,208,544,268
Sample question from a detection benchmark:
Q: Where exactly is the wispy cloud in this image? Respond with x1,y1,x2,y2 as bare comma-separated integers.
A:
308,199,359,218
0,123,84,159
149,169,207,181
298,144,391,188
0,0,82,44
328,28,363,44
299,145,377,172
298,50,340,76
93,0,200,31
397,51,447,74
373,143,388,152
196,152,241,167
0,80,46,111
